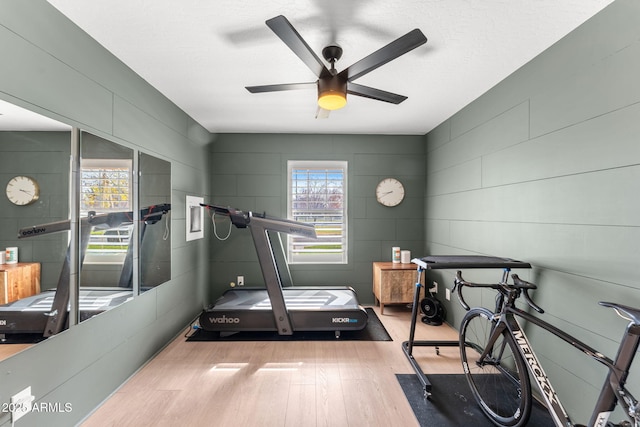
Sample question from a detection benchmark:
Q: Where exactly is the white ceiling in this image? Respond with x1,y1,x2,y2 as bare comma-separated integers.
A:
0,99,71,131
45,0,614,135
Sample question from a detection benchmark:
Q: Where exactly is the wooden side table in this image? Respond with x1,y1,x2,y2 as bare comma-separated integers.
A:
0,262,41,304
372,262,423,314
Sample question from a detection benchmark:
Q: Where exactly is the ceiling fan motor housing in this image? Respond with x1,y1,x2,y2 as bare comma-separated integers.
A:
322,45,343,64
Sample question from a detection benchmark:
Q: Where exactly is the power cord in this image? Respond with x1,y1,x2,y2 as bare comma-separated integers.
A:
162,210,170,240
211,210,232,240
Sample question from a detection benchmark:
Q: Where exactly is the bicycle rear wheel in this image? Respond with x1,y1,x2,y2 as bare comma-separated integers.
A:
459,308,531,427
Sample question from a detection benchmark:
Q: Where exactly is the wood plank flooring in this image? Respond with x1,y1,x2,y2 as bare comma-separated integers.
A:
0,343,31,362
81,305,465,426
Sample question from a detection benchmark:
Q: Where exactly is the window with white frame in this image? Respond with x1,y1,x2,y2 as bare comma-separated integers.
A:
287,160,347,264
81,159,133,263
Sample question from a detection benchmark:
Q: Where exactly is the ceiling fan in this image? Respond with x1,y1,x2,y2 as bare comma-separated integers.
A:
245,15,427,118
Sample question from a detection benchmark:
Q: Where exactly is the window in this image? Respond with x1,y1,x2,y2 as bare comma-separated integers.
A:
81,159,132,212
287,160,347,264
81,159,133,263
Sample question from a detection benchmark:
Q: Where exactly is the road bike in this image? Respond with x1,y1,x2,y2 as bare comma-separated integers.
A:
454,270,639,427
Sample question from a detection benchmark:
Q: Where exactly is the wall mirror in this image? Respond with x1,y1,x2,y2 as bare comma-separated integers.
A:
0,104,173,361
78,131,136,320
0,103,172,359
79,137,172,297
138,152,171,291
0,99,72,359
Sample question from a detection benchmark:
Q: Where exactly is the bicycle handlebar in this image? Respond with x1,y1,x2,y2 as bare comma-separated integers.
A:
453,271,544,313
453,271,499,310
511,274,545,313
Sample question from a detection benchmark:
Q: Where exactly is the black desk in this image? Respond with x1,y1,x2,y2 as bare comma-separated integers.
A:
402,255,531,398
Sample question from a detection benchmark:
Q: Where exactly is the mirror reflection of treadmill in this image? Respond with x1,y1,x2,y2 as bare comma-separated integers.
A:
0,204,170,343
198,204,368,337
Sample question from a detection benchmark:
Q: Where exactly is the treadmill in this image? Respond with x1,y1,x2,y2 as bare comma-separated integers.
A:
198,204,368,337
0,204,170,342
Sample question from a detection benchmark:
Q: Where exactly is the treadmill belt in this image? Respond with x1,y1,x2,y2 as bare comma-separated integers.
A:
213,288,361,311
0,289,134,312
0,288,134,337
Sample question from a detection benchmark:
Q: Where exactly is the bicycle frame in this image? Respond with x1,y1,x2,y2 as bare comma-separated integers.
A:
482,297,640,427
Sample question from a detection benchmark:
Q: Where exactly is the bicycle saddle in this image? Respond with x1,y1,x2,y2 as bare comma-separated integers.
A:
600,301,640,325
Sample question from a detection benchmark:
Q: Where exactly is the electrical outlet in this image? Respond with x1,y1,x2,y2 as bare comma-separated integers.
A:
432,281,438,294
237,275,244,286
446,288,451,301
11,386,34,422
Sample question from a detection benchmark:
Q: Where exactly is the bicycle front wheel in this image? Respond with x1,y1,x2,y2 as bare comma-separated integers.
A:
459,308,531,427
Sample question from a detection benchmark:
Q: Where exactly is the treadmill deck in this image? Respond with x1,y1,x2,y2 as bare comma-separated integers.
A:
199,287,368,333
0,288,134,334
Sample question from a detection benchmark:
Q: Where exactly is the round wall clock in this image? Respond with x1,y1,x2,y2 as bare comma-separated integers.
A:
6,175,40,206
375,178,405,207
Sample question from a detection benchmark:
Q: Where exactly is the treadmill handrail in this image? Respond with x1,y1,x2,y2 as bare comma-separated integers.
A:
248,212,317,239
13,203,170,337
17,203,171,238
200,203,250,228
200,203,317,238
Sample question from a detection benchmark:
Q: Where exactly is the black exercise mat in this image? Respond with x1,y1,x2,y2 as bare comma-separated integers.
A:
397,374,555,427
186,308,391,342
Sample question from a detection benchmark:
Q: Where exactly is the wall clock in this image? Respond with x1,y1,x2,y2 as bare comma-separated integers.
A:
6,175,40,206
375,178,405,207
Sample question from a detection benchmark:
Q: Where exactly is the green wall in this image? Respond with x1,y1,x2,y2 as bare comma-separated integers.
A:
0,131,70,290
208,134,425,304
424,0,640,422
0,2,212,426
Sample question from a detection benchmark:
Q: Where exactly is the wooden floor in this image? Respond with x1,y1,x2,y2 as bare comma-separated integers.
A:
0,343,32,362
81,305,464,427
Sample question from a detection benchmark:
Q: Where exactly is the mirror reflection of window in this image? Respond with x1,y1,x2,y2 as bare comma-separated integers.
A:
81,159,132,212
81,158,133,266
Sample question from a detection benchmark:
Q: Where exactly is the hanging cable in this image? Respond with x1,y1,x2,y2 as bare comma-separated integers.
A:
212,210,232,240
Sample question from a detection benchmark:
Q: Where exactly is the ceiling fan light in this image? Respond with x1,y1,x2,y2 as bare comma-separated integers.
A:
318,92,347,110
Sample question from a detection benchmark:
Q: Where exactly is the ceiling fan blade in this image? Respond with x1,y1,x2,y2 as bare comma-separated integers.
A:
246,82,316,93
347,83,408,104
266,15,330,78
339,29,427,82
315,107,330,119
